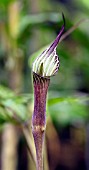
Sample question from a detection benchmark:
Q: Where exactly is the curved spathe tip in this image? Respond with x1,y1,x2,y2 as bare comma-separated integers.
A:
32,14,65,77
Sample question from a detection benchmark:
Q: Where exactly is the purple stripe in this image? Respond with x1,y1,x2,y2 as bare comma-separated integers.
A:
47,25,64,55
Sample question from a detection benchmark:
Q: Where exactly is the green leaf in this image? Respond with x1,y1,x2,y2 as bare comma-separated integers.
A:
0,85,15,99
48,95,89,126
0,86,33,126
48,96,89,106
19,13,63,36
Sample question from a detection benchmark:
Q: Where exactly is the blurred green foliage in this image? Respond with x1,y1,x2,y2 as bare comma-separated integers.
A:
0,85,88,127
0,85,31,125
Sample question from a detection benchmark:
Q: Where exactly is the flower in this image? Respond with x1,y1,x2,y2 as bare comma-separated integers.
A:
32,23,64,77
32,16,65,170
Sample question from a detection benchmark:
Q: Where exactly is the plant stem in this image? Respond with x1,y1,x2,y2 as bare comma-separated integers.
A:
32,73,50,170
22,125,36,164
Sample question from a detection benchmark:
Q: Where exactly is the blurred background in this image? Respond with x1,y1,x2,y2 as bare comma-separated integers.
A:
0,0,89,170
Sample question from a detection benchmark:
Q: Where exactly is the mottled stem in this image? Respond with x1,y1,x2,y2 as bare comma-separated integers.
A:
32,72,50,170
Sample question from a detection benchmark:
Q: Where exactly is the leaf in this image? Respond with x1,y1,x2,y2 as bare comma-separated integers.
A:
18,13,63,36
48,95,89,126
0,85,15,99
48,96,89,106
0,85,33,126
